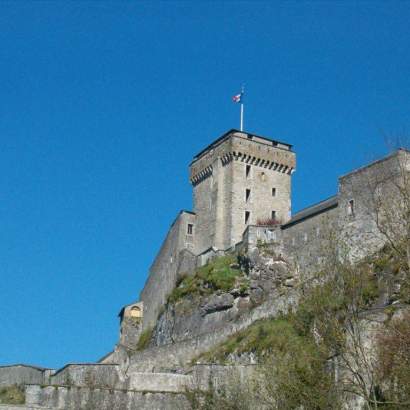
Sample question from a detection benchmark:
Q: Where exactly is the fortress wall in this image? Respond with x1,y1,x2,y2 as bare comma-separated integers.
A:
50,364,120,389
338,150,409,261
190,364,257,391
140,211,196,329
127,372,192,392
25,385,190,410
0,365,47,387
0,405,53,410
176,248,197,276
278,151,410,270
281,202,339,273
21,366,257,410
242,225,281,252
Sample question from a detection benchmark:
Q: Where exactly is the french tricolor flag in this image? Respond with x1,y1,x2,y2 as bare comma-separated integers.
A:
232,92,243,103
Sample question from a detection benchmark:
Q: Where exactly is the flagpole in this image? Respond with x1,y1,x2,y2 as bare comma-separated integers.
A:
240,84,244,131
240,102,244,131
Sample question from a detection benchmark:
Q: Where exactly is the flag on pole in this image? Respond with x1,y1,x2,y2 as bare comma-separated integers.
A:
233,86,245,131
232,92,243,103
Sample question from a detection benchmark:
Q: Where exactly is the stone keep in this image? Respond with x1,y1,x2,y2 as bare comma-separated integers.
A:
190,129,296,254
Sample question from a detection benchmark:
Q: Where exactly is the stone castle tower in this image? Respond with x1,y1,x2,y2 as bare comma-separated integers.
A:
136,129,296,329
190,129,296,254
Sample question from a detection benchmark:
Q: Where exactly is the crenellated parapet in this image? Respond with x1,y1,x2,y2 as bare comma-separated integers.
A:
189,129,296,186
231,151,294,174
190,165,213,186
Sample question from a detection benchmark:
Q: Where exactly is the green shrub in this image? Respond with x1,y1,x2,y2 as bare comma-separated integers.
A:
194,317,339,409
136,327,153,351
0,385,25,404
168,255,245,304
196,317,310,363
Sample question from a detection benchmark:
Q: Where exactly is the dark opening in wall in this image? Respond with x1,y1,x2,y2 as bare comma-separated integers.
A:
348,199,355,216
272,187,276,197
245,211,250,224
187,224,193,235
271,210,276,220
245,189,251,202
246,164,251,178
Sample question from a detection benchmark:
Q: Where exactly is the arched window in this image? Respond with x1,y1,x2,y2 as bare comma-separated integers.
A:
129,306,142,318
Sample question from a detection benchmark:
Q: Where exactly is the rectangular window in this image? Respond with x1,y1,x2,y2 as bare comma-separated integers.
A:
272,188,276,197
271,210,276,220
245,211,250,224
187,224,193,235
246,164,251,178
347,199,355,216
245,189,251,202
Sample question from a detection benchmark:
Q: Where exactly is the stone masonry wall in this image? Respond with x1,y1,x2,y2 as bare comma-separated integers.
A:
0,365,48,387
25,385,190,410
338,149,410,261
50,364,120,389
281,201,339,273
230,157,291,248
190,131,295,253
139,211,196,329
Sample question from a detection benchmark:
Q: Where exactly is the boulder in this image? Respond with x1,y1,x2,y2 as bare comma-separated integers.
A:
201,293,234,315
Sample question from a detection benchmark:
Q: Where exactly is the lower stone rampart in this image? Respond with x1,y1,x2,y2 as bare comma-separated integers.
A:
128,289,298,373
50,364,120,389
0,405,54,410
0,366,52,387
25,385,190,410
15,365,259,410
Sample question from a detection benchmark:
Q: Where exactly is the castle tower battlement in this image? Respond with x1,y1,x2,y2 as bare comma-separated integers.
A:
190,129,296,254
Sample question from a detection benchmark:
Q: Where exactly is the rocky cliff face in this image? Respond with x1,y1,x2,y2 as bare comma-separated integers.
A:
149,246,297,348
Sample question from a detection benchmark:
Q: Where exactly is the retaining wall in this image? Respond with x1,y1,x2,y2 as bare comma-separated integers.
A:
50,364,120,389
128,289,298,373
25,385,190,410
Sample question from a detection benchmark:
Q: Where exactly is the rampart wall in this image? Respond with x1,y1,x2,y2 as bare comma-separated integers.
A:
338,150,409,261
0,365,51,387
281,197,339,272
25,385,190,410
50,364,120,389
139,211,196,329
19,365,258,410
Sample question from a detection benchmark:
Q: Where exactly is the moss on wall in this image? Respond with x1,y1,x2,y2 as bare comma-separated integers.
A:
168,255,248,304
0,385,25,404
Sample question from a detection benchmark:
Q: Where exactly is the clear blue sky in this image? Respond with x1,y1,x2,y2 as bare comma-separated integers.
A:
0,1,409,369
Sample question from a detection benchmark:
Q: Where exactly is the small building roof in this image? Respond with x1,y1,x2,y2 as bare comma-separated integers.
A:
118,301,142,318
282,195,339,229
